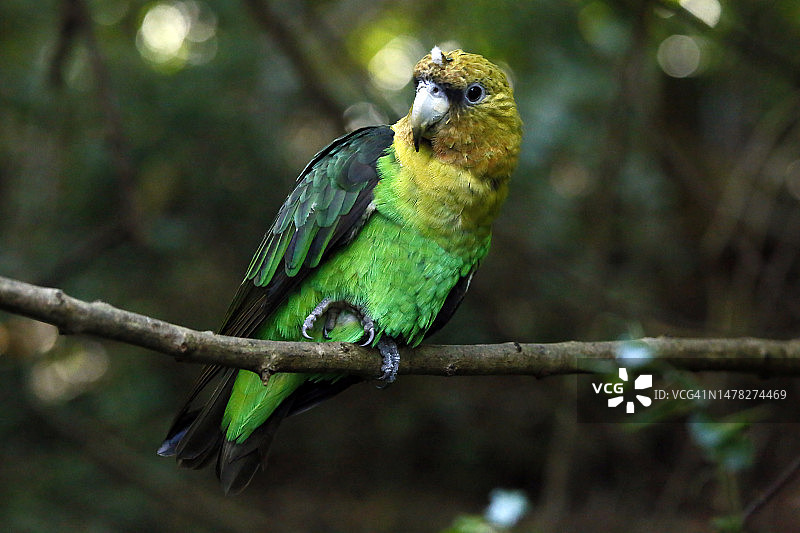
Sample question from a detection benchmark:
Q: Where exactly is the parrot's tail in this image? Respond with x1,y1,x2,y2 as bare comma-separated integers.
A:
216,399,295,494
158,366,290,494
159,366,360,494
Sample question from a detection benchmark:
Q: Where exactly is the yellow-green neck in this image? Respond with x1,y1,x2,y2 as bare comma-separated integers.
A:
397,112,519,179
373,121,512,255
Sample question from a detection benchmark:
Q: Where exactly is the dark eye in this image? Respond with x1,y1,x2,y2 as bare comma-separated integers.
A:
465,83,486,104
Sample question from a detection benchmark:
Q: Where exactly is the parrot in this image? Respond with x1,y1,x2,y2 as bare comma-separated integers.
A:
158,46,523,494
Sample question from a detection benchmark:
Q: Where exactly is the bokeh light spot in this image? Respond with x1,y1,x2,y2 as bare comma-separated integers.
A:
368,36,424,92
140,3,189,57
136,1,217,69
485,488,529,528
550,160,594,198
657,34,702,78
29,341,109,403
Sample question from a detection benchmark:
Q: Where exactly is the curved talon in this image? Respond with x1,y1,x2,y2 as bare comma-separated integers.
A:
301,311,319,339
359,315,375,346
359,329,375,347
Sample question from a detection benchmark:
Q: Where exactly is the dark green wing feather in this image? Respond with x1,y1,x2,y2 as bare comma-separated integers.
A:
159,126,394,462
218,125,394,339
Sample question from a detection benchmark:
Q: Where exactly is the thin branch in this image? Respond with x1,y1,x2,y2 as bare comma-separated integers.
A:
75,0,139,232
49,0,83,87
43,0,141,287
742,454,800,525
243,0,347,130
2,276,800,379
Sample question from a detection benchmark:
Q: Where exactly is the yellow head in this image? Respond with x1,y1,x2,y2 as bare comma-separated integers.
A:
397,47,523,183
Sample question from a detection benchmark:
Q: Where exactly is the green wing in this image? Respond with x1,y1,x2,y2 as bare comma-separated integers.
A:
219,125,394,338
159,126,394,467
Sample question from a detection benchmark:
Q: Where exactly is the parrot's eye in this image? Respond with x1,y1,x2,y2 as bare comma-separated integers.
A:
465,83,486,104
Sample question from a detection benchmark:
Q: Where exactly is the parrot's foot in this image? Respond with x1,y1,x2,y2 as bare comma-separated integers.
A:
376,336,400,387
302,297,375,346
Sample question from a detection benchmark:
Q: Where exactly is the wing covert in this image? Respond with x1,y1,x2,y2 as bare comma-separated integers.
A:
220,125,394,338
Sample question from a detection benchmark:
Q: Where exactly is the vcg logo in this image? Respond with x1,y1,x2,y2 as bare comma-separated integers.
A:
591,367,653,414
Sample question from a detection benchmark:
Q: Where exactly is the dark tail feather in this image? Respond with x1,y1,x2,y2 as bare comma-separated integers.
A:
213,376,362,494
216,397,296,495
159,367,237,469
287,375,361,416
160,367,361,493
157,417,191,456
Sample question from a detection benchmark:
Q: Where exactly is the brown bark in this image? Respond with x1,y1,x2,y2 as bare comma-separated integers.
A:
2,275,800,378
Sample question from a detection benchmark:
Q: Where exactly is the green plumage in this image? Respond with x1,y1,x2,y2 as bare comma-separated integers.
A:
160,48,522,494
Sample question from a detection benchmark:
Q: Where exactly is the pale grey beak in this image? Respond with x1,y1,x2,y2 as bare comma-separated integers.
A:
410,80,449,152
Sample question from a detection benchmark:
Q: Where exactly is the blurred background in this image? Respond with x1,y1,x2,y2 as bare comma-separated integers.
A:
2,0,800,531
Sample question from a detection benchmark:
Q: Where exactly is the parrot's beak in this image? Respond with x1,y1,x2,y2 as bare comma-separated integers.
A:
410,80,449,152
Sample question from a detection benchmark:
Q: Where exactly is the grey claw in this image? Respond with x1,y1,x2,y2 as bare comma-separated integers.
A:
359,315,375,346
302,297,332,339
303,297,395,385
360,330,375,347
301,316,315,339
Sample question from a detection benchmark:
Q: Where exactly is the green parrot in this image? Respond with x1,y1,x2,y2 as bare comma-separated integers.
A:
158,46,523,494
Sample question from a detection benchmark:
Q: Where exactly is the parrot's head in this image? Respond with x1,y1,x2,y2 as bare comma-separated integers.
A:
402,47,523,180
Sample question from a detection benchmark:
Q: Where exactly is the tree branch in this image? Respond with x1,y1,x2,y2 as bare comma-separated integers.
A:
2,275,800,379
243,0,348,130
